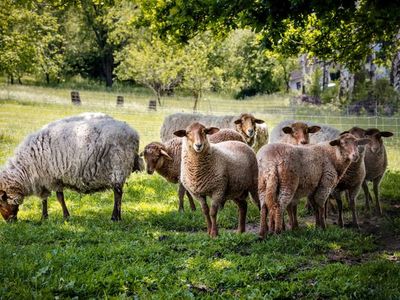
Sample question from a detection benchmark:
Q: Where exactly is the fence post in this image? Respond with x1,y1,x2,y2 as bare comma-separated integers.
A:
71,91,81,105
116,96,124,107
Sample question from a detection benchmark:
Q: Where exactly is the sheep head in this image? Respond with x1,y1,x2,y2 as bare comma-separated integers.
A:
364,128,393,154
329,133,370,162
234,113,264,140
0,190,19,222
174,122,219,153
141,142,173,174
282,122,321,145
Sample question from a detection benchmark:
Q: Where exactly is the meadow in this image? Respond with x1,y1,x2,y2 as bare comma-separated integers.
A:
0,84,399,299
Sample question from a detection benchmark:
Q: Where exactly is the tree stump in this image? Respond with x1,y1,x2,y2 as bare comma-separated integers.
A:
71,91,81,105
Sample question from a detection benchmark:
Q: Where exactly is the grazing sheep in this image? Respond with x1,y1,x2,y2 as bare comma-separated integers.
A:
160,112,267,150
331,127,368,228
0,113,142,221
361,128,394,215
269,119,340,144
142,129,245,212
174,122,260,237
257,133,370,238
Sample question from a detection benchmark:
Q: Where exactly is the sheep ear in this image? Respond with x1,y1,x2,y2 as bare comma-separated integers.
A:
174,130,187,137
357,138,371,146
329,139,340,146
308,126,321,133
282,126,293,134
255,119,264,124
339,131,349,135
205,127,220,135
160,149,173,160
234,119,242,124
380,131,393,138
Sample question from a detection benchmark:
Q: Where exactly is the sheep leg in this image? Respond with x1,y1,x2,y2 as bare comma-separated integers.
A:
198,196,212,235
287,203,298,230
186,191,196,211
373,176,383,216
233,197,247,234
209,202,220,237
332,190,344,228
347,188,360,228
362,180,371,210
56,191,70,220
111,185,123,221
177,183,185,212
41,198,48,220
259,201,268,239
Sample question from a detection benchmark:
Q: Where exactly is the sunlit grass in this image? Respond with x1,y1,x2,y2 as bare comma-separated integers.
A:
0,85,400,298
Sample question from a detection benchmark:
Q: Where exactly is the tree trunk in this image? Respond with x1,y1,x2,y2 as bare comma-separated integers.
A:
339,68,354,102
103,49,114,87
156,91,162,106
46,73,50,84
390,51,400,92
193,90,201,112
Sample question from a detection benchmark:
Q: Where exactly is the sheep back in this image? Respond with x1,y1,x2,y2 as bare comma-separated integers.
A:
1,113,140,203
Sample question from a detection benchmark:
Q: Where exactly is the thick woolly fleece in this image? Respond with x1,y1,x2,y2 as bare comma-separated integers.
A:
0,113,140,205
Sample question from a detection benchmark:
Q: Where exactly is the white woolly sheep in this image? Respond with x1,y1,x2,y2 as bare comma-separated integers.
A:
257,133,370,238
174,122,260,237
0,113,142,221
160,112,267,150
142,129,245,212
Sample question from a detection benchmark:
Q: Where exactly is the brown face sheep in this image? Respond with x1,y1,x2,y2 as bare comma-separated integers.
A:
233,113,265,146
141,129,245,212
331,127,369,228
361,128,393,215
257,133,370,239
174,122,259,237
280,122,321,145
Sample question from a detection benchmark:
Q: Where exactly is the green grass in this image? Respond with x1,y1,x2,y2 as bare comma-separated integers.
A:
0,84,400,299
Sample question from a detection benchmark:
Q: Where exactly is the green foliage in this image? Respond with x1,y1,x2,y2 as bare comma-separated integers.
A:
307,68,322,98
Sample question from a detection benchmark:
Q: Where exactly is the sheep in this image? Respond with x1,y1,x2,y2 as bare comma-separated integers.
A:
269,121,322,145
174,122,260,237
361,128,394,215
269,119,340,144
160,112,268,151
331,127,368,228
0,113,142,222
257,133,370,238
142,129,246,212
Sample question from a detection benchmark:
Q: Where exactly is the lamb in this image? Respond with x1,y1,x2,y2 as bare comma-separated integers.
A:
269,119,340,144
174,122,260,237
361,128,393,215
160,112,268,151
257,133,370,238
0,113,142,221
142,129,245,212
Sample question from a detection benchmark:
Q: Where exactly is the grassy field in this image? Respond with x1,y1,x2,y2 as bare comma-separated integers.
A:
0,84,400,299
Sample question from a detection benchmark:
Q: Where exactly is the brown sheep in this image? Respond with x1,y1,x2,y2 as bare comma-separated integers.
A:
141,129,246,212
269,121,321,145
362,128,393,215
174,122,259,237
257,133,370,238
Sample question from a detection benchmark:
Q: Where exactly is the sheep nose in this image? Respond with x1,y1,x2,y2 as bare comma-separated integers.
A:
147,169,154,175
194,143,203,152
300,140,307,145
247,129,254,137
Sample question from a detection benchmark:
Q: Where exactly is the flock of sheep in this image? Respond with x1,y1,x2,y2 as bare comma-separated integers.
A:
0,112,394,239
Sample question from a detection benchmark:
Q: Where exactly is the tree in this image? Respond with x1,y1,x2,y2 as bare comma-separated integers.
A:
140,0,400,72
115,34,183,105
